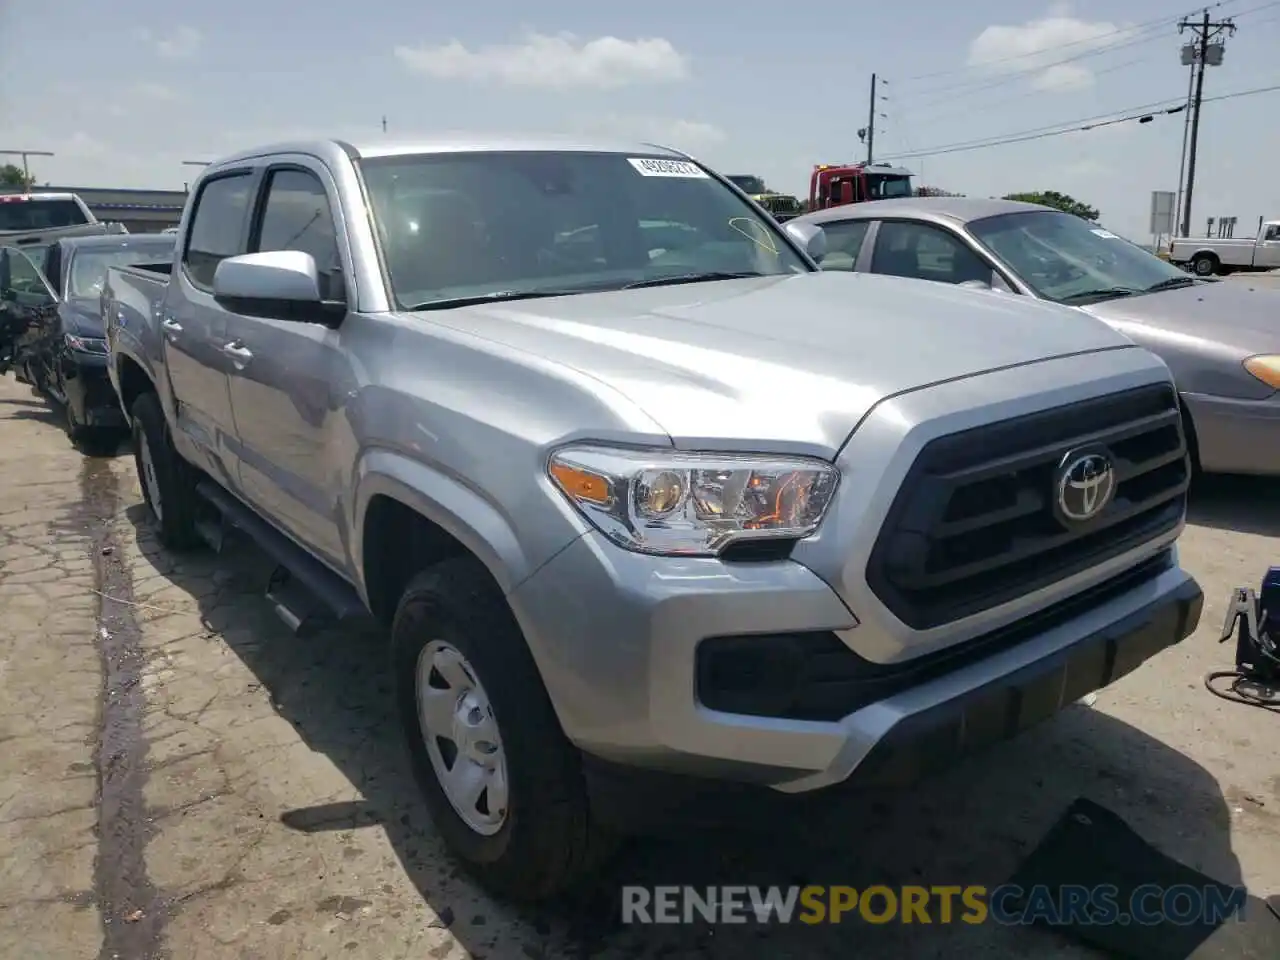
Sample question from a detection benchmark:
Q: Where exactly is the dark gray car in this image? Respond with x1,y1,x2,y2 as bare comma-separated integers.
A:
786,197,1280,476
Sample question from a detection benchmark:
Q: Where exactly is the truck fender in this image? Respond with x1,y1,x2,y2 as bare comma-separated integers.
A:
351,448,536,599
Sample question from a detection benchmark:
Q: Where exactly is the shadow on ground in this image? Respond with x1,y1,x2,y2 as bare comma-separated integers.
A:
120,504,1245,959
1189,475,1280,538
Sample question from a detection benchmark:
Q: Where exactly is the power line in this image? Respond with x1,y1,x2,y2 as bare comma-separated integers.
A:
881,83,1279,161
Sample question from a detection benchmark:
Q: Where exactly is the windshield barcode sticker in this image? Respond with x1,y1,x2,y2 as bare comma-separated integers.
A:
628,158,708,178
1090,228,1119,239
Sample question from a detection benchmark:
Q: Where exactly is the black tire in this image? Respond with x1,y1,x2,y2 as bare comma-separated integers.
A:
391,555,613,901
1191,254,1217,277
65,395,126,454
131,391,202,550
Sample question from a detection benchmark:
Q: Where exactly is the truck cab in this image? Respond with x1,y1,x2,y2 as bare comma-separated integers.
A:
810,162,913,211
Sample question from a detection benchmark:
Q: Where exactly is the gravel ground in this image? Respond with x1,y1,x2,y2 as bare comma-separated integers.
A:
1,338,1278,959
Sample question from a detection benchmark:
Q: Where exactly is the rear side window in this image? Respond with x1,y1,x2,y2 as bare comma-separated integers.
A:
184,173,253,288
253,169,343,299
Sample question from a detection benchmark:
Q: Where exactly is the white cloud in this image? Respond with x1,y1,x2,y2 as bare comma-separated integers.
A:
131,82,182,102
968,4,1136,92
394,32,689,88
572,114,725,148
134,26,202,60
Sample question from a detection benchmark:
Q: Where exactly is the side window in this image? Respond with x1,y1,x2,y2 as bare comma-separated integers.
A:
817,220,870,271
1265,225,1280,242
254,169,342,299
184,173,254,289
870,221,993,285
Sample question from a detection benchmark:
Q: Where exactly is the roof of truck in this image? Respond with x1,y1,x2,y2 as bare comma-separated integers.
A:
0,191,81,202
210,135,691,169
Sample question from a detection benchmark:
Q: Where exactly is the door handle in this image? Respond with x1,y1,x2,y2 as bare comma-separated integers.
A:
161,316,183,336
221,341,253,366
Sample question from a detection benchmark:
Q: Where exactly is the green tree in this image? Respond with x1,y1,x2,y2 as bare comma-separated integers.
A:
0,163,35,188
1003,190,1099,221
915,185,964,197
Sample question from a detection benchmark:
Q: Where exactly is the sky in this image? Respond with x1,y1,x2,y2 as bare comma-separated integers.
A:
1,0,1277,242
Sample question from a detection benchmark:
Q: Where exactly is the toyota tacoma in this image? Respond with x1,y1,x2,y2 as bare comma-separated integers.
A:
102,136,1203,901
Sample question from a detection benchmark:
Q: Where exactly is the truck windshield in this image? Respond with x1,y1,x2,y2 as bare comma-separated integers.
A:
969,210,1190,303
66,240,176,299
728,175,768,194
866,175,913,199
0,198,90,231
359,152,811,308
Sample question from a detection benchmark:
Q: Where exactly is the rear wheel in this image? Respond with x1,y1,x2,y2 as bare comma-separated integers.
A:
131,391,202,550
1191,253,1218,277
391,556,613,901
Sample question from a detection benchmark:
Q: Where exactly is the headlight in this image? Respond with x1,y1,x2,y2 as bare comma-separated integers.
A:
65,333,107,354
1243,355,1280,390
547,446,840,556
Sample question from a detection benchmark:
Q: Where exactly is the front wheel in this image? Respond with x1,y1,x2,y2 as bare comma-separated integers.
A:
391,556,613,901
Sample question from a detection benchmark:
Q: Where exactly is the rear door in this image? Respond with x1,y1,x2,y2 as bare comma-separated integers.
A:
164,170,257,485
220,160,351,564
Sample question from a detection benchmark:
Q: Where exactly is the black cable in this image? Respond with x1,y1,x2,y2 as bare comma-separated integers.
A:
884,82,1280,161
1204,670,1280,711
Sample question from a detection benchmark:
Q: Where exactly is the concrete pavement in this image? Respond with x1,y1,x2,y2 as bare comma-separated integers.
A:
1,371,1278,960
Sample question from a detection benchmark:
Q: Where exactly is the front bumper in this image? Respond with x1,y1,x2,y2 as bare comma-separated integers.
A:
509,530,1202,795
62,351,127,428
1182,390,1280,475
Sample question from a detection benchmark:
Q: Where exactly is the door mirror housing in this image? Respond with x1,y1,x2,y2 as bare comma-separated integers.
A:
783,221,829,264
212,250,344,326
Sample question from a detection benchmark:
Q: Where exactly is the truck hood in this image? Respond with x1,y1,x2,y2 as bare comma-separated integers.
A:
1079,279,1280,355
413,271,1138,455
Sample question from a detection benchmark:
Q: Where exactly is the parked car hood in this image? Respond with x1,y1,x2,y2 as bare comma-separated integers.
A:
58,299,105,338
1079,280,1280,355
410,271,1139,455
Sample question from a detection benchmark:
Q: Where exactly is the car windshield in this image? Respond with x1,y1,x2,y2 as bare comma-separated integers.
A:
866,175,913,199
969,210,1191,303
0,197,90,231
67,240,175,299
359,152,810,308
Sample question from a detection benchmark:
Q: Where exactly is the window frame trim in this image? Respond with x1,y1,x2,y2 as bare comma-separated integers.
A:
180,167,262,294
866,217,1021,291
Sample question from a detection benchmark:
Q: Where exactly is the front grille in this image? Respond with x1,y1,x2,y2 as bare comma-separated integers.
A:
867,383,1188,630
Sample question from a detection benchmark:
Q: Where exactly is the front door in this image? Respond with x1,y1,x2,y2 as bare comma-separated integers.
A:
163,171,257,485
221,162,351,566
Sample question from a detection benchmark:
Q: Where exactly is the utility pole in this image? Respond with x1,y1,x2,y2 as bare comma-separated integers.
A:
1172,53,1195,237
0,149,54,193
866,74,877,164
1178,10,1235,237
382,116,388,134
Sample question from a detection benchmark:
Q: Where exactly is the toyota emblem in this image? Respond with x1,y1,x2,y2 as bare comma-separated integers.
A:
1055,448,1116,524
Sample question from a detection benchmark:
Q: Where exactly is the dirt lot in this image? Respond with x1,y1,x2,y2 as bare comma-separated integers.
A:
1,355,1278,960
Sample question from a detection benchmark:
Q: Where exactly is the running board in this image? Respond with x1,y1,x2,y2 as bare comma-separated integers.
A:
194,480,370,634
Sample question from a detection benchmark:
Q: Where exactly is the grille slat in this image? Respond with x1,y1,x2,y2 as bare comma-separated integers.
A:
867,384,1188,629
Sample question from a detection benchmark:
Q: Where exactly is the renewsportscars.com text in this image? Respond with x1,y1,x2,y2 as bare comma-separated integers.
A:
621,884,1248,926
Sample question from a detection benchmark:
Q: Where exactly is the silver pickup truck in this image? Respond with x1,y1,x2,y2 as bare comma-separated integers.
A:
103,136,1203,901
1169,219,1280,276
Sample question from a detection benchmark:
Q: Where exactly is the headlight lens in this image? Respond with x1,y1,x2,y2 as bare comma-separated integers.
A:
65,333,108,354
1243,355,1280,390
548,446,840,556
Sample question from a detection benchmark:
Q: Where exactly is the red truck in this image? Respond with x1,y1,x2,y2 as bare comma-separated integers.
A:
808,162,914,211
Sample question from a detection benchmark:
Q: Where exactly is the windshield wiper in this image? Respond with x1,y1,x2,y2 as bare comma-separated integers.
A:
624,271,766,289
404,289,585,311
1058,287,1142,304
1143,275,1200,293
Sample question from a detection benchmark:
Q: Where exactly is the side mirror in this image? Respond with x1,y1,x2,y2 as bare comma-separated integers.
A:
783,221,828,263
212,250,341,325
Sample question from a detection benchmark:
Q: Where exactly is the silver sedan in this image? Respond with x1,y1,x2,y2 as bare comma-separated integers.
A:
784,197,1280,476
